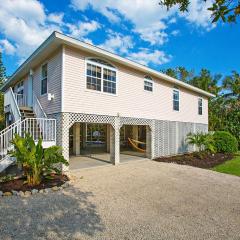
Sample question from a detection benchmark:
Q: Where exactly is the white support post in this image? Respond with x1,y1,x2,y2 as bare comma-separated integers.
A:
73,123,81,155
146,125,152,159
110,117,120,165
106,124,110,153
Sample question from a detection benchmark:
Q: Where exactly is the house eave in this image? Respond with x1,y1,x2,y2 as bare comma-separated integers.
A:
0,31,215,98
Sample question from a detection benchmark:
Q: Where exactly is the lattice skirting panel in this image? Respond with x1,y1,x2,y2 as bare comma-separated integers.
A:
48,112,208,161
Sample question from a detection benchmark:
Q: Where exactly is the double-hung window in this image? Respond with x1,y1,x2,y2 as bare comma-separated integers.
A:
144,76,153,92
41,63,48,95
103,68,116,94
198,98,203,115
86,63,101,91
173,87,180,111
86,58,117,94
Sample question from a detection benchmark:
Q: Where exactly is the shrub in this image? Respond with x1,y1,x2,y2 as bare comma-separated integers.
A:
186,132,216,154
10,133,69,186
213,131,238,153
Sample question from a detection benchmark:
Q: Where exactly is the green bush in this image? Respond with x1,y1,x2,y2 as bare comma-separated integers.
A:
213,131,238,153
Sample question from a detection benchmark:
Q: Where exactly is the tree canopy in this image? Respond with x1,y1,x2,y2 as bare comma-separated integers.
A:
159,0,240,23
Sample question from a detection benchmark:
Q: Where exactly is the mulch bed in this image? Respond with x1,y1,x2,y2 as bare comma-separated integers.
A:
0,174,69,192
154,152,234,169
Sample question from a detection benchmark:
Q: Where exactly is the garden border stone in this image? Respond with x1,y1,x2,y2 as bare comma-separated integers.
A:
0,181,71,198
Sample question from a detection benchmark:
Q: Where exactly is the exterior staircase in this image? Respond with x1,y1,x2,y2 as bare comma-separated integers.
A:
20,107,36,119
0,87,56,172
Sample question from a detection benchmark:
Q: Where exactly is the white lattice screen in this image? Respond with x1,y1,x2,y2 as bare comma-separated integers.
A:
48,112,208,163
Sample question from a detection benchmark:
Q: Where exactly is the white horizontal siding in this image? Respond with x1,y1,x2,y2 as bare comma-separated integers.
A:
63,47,208,124
33,49,62,114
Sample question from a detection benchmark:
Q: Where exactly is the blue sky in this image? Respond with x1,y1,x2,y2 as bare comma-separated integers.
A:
0,0,239,77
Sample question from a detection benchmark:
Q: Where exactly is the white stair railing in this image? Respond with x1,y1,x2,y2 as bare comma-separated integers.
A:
4,87,21,121
0,118,56,167
33,94,47,118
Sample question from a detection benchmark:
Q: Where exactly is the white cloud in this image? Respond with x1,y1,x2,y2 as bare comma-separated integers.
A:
71,0,214,45
0,0,101,61
0,0,62,59
129,49,171,66
47,13,64,25
171,30,180,36
0,39,16,55
182,0,215,30
99,33,134,54
67,20,101,38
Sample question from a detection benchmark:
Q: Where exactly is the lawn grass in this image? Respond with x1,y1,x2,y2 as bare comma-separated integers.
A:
212,153,240,177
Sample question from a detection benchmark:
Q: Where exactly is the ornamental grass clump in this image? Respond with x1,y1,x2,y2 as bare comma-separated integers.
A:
10,133,68,186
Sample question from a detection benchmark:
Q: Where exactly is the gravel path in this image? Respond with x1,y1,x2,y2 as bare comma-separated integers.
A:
0,160,240,240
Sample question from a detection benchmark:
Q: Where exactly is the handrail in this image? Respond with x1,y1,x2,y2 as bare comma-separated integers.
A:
33,94,47,118
0,118,56,160
0,119,21,136
4,87,21,121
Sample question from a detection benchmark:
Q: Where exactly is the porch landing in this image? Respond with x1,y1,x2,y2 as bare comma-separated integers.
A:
69,154,148,170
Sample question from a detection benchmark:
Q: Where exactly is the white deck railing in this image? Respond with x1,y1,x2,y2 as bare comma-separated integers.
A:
0,118,56,161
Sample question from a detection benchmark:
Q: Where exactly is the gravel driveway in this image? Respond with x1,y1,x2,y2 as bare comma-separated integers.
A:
1,160,240,240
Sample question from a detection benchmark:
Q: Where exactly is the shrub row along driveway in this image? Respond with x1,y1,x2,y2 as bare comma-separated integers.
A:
0,160,240,240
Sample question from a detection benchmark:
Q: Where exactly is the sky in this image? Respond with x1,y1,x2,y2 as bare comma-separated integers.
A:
0,0,239,78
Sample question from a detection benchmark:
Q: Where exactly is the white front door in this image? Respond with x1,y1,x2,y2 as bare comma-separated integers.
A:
27,75,33,107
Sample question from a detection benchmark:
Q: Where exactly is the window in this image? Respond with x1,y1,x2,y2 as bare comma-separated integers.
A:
86,63,101,91
144,76,153,92
198,98,203,115
103,68,116,94
41,63,48,95
173,87,179,111
86,58,117,94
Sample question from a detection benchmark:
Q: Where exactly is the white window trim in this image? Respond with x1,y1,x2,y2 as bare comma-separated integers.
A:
40,62,48,96
173,87,180,112
198,97,203,115
144,76,153,92
85,58,118,96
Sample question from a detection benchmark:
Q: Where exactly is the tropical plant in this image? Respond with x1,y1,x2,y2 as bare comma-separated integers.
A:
186,132,216,153
213,131,238,153
10,133,68,186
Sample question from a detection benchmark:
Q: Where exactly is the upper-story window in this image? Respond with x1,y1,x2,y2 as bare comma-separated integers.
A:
86,58,117,94
173,87,180,111
41,63,48,95
144,76,153,92
198,97,203,115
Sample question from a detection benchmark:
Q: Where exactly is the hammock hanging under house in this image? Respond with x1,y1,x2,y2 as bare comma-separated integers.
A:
128,137,146,153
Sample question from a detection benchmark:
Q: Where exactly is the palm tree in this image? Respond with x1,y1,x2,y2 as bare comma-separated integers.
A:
222,71,240,99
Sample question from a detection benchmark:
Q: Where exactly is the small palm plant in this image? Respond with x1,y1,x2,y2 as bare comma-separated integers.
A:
186,132,216,154
10,133,68,186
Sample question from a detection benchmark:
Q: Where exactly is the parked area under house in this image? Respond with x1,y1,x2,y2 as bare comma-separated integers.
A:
69,123,151,170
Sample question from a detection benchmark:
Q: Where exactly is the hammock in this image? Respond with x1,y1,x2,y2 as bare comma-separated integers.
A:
128,137,146,153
